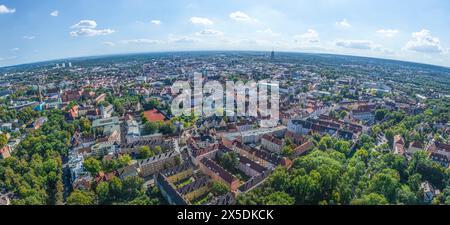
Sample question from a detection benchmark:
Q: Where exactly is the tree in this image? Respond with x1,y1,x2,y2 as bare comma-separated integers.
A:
122,176,145,201
67,190,96,205
153,146,162,155
160,122,176,135
211,181,229,196
263,192,295,205
83,157,102,176
334,140,351,155
339,110,347,119
0,133,7,148
375,109,388,121
408,151,446,189
109,177,124,200
138,146,154,159
282,145,294,157
79,118,92,133
351,193,388,205
143,121,158,134
396,185,418,205
368,169,401,203
144,99,160,110
219,152,239,171
96,182,110,204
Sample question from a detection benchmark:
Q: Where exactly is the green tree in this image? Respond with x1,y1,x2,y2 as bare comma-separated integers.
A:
219,152,239,171
143,121,158,134
282,145,294,157
96,182,110,204
263,191,295,205
79,118,92,133
67,190,96,205
160,122,176,135
351,193,388,205
83,157,102,176
367,169,401,203
153,146,162,155
138,146,154,159
375,109,388,121
211,181,229,196
0,133,7,148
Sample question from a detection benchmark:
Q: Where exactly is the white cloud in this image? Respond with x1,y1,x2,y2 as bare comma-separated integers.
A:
377,29,399,37
120,39,163,45
190,17,213,25
335,39,394,54
70,20,115,37
229,11,257,22
404,29,447,54
102,42,115,47
50,10,59,17
70,28,115,37
336,19,351,28
71,20,97,29
151,20,161,25
0,5,15,14
257,28,281,37
169,36,201,44
23,35,36,40
10,48,19,52
295,29,319,43
196,29,224,36
335,40,374,50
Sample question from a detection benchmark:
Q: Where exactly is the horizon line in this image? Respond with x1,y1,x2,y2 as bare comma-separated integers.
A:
1,49,449,71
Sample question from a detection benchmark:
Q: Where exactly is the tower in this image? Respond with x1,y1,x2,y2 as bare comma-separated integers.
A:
270,49,275,60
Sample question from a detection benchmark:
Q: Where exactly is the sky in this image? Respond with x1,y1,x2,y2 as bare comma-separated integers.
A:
1,0,450,67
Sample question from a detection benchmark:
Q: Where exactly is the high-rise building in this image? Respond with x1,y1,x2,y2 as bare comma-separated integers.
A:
270,50,275,60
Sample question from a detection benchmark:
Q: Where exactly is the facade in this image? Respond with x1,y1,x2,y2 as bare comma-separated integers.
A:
199,157,240,192
139,150,181,177
100,105,114,118
0,145,11,159
261,134,284,153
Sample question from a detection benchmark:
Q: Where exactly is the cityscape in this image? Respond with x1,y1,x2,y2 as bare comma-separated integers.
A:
1,1,450,207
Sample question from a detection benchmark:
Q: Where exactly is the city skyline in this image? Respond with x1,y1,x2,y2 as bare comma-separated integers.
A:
1,0,450,67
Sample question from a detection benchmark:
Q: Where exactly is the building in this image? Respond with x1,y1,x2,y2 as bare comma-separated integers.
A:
117,164,140,179
139,150,181,177
427,141,450,167
407,141,424,155
199,157,240,192
61,90,82,103
288,119,311,135
421,181,440,204
238,126,287,144
95,93,107,104
206,192,236,205
1,123,12,132
177,177,211,202
126,119,140,138
393,135,405,156
261,134,284,153
0,145,11,159
155,173,189,205
0,90,13,99
294,141,315,157
100,104,114,118
237,154,267,178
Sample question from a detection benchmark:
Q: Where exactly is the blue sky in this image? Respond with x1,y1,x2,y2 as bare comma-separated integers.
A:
1,0,450,67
